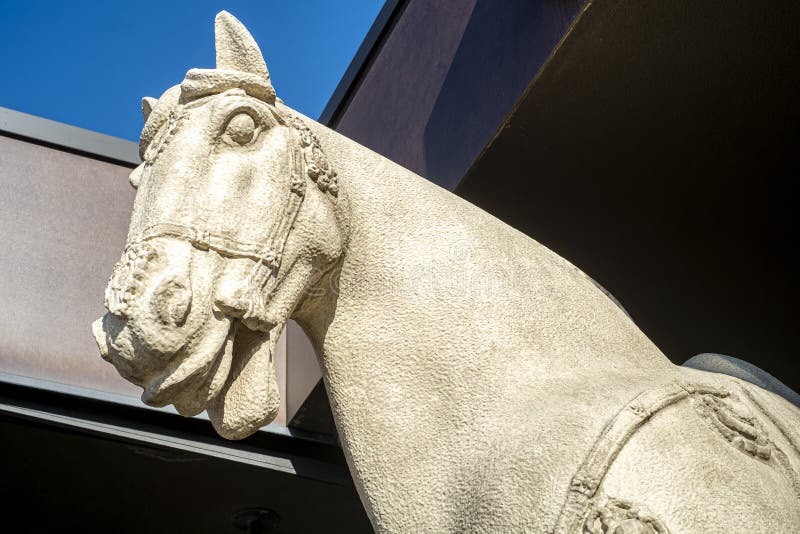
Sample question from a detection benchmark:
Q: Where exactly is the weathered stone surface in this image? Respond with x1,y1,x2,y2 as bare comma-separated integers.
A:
93,11,800,532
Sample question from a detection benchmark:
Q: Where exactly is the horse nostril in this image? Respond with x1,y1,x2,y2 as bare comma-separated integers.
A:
151,276,192,326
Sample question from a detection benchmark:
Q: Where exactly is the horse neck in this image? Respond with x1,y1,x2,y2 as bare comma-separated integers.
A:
291,124,677,528
294,124,673,425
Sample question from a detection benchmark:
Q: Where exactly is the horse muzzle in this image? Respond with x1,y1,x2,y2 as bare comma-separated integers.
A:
91,312,153,388
92,308,235,415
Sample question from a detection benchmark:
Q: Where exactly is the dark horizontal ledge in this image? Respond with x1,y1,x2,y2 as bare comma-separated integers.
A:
0,106,141,167
0,373,351,486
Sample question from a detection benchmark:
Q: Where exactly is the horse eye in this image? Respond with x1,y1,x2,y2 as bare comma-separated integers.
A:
225,113,256,145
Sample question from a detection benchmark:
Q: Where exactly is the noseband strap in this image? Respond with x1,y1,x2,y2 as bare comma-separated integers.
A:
131,223,282,269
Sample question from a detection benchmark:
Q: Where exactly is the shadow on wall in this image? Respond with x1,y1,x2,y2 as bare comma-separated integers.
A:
333,0,585,190
423,0,585,189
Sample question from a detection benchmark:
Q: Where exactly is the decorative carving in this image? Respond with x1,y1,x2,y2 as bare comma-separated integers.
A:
571,475,601,497
104,241,157,319
289,114,338,196
584,496,669,534
553,382,800,533
693,393,772,460
142,108,187,169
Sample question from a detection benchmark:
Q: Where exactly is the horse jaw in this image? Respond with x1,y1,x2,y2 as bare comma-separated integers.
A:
206,322,282,440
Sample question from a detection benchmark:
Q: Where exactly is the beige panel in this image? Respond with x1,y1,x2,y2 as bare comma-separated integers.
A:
272,327,287,425
270,322,323,426
0,135,139,396
286,321,322,422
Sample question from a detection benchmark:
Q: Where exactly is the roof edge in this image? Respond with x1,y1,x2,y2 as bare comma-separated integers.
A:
0,106,140,167
319,0,407,126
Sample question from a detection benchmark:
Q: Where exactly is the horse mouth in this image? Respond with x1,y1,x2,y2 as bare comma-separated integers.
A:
140,322,235,414
95,310,282,437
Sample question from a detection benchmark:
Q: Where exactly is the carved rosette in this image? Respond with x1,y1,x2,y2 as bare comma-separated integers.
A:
288,115,338,196
584,497,670,534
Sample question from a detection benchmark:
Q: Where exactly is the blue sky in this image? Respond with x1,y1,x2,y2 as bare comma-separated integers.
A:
0,1,383,141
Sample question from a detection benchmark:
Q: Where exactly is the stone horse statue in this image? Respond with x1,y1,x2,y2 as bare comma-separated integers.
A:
93,12,800,533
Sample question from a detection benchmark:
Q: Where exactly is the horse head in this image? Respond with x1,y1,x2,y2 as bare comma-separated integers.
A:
92,12,346,439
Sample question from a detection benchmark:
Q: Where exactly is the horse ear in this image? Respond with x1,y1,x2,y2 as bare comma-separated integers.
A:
214,11,270,81
141,97,157,123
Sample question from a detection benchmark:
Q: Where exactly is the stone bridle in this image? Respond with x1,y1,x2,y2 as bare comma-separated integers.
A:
105,86,337,331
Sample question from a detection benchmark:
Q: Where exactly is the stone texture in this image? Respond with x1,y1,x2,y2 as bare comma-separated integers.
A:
93,11,800,532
